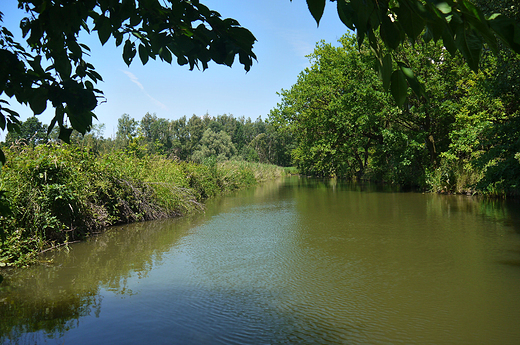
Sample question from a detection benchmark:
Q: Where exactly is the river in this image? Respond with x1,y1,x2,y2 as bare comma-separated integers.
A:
1,177,520,344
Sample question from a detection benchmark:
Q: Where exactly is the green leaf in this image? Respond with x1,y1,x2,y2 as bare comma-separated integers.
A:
0,113,6,131
7,122,20,134
394,3,425,42
454,25,482,72
0,149,5,165
436,2,452,14
158,47,172,64
489,16,520,54
122,39,136,66
336,0,355,31
459,0,498,54
138,44,149,65
96,15,112,45
381,54,393,91
58,125,73,143
380,15,401,50
398,62,427,100
306,0,326,26
390,69,407,106
29,88,48,115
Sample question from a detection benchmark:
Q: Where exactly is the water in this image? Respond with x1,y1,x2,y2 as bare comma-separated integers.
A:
2,177,520,344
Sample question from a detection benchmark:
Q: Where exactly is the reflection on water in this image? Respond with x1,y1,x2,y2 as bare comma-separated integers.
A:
2,177,520,344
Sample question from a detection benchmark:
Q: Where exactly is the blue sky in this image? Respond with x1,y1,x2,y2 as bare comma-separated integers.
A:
0,0,350,138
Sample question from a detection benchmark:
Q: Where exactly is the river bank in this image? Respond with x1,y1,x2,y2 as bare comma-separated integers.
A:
0,144,284,267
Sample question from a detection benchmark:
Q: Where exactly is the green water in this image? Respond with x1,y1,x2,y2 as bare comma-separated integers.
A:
2,177,520,344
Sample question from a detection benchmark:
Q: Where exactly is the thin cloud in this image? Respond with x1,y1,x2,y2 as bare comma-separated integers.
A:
122,70,144,90
121,70,168,110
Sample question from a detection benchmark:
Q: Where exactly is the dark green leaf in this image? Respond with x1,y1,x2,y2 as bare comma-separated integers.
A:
0,113,6,130
394,3,425,43
459,0,498,54
29,88,48,115
0,149,5,165
58,126,73,143
67,108,93,135
390,69,407,106
138,44,149,64
306,0,326,26
398,62,427,100
489,16,520,54
381,54,393,91
336,0,355,31
381,15,401,50
123,39,136,66
454,25,482,72
96,15,112,45
7,122,20,134
158,47,172,64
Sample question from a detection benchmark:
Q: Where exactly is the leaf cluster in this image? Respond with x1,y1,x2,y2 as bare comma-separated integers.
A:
0,0,257,164
304,0,520,106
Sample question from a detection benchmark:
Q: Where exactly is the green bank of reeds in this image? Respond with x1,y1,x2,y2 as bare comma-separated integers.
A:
0,144,284,266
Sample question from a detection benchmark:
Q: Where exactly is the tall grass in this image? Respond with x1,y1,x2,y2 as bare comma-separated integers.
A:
0,144,284,266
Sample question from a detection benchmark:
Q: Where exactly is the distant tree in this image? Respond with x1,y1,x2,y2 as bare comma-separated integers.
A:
191,128,236,163
115,113,138,148
4,116,48,146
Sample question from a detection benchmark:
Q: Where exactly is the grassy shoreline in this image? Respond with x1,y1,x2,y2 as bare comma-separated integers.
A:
0,144,284,267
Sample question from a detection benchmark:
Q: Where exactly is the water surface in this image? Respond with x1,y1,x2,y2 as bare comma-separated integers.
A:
2,177,520,344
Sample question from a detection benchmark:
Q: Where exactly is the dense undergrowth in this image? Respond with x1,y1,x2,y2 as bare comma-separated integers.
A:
0,144,283,266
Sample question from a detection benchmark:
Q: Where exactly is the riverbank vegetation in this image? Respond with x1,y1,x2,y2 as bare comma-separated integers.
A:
0,115,285,266
269,26,519,196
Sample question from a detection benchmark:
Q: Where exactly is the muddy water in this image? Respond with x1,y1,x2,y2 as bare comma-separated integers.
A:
2,177,520,344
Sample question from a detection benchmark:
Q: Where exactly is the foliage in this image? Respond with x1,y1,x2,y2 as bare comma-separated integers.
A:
192,128,236,163
0,0,256,162
0,143,283,266
306,0,520,106
270,35,393,177
112,112,293,166
269,32,518,191
3,116,48,147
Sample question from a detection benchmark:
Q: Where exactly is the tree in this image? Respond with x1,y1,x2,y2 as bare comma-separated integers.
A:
307,0,520,105
270,35,394,177
115,113,138,148
0,0,257,163
191,128,236,163
3,116,48,146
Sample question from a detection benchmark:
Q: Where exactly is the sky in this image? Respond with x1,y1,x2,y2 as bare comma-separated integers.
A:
0,0,351,138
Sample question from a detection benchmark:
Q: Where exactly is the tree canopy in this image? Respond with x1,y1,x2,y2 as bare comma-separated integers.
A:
302,0,520,108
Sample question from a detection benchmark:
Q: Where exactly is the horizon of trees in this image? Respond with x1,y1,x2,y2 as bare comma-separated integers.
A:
1,112,293,168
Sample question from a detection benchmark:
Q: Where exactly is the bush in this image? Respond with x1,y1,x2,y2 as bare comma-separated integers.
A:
0,144,284,266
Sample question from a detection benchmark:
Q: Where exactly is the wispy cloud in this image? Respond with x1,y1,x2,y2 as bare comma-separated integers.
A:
121,70,168,110
122,70,144,90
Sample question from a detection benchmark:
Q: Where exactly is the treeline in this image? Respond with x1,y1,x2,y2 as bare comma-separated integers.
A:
269,31,520,196
3,113,293,167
